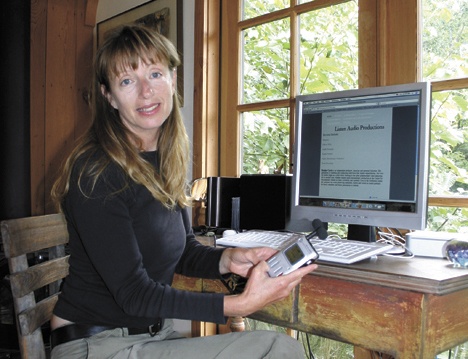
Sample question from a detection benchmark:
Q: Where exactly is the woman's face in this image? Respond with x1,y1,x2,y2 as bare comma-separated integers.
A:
102,58,176,150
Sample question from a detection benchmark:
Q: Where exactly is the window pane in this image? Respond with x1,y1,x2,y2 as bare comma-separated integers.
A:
242,18,291,104
242,0,289,20
427,206,468,232
429,89,468,196
299,1,359,95
241,108,290,174
422,0,468,81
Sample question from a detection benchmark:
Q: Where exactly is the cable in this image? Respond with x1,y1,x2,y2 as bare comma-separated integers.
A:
376,227,414,258
325,234,342,240
301,332,315,359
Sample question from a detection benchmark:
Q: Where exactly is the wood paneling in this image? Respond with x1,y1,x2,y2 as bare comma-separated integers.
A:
75,1,94,138
30,0,94,215
358,0,377,88
44,0,78,213
193,0,221,180
85,0,98,26
219,0,240,176
377,0,419,85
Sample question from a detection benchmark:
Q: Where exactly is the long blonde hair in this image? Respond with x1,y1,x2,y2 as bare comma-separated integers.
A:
52,24,190,210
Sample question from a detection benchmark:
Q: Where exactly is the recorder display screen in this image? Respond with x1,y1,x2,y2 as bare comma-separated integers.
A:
284,243,305,265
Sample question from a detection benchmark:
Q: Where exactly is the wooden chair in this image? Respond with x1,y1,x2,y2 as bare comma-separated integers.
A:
1,214,69,359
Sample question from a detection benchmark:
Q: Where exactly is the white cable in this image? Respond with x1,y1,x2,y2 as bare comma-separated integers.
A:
377,228,414,258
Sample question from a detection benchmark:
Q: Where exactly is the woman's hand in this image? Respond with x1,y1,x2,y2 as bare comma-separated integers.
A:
219,247,277,277
223,260,317,317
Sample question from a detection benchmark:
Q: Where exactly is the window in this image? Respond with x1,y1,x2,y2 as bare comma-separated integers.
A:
240,1,358,175
423,0,468,231
219,0,420,177
221,0,359,176
212,0,468,233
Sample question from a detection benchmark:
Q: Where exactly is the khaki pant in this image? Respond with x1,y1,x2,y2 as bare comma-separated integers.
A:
51,319,305,359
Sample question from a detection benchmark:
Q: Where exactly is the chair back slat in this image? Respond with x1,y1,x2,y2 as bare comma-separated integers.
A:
2,213,68,258
10,256,70,298
1,213,69,358
18,294,60,336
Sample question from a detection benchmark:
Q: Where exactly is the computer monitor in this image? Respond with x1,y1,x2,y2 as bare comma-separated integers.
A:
286,82,431,241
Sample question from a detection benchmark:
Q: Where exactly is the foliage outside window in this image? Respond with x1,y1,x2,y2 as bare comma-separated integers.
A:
298,5,358,95
423,0,468,232
241,0,358,175
242,0,289,20
242,108,290,174
243,18,290,104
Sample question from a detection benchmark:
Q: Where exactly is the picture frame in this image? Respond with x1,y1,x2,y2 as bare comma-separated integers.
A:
97,0,184,104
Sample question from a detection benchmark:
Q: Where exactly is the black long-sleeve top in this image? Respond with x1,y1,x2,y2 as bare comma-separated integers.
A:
53,150,227,327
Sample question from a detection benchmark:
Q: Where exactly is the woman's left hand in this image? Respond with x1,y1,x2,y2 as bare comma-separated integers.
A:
219,247,277,277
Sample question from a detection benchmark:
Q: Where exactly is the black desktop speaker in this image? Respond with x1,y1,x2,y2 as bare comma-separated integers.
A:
205,177,240,229
239,174,292,231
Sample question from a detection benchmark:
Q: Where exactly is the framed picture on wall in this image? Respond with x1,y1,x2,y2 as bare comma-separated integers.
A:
97,0,184,104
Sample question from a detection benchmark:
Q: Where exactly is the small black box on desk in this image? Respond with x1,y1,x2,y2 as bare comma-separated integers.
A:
240,174,292,231
205,177,240,229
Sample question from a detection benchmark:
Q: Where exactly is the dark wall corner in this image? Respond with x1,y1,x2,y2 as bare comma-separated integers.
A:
0,0,31,220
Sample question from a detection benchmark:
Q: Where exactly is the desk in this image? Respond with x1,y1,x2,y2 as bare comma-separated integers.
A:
174,250,468,359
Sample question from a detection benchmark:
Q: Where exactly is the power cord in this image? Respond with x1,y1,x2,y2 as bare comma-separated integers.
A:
297,332,316,359
376,227,414,258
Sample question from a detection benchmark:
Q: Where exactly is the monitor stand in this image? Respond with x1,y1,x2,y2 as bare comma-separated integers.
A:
347,224,376,242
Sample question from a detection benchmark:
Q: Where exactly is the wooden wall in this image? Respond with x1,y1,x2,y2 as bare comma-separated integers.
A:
30,0,96,215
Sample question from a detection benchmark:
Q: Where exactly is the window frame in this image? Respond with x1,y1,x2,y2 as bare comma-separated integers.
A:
218,0,420,174
192,0,468,210
428,80,468,207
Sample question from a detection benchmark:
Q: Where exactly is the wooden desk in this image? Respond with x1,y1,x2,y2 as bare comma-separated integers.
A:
174,249,468,359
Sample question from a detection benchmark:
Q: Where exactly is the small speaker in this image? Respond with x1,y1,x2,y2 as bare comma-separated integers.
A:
205,177,240,228
347,224,376,242
239,174,292,231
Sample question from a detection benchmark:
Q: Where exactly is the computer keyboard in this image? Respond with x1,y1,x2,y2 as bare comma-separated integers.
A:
309,238,393,264
216,230,301,250
216,230,393,264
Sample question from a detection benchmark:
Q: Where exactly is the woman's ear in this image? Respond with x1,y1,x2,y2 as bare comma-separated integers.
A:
101,84,118,109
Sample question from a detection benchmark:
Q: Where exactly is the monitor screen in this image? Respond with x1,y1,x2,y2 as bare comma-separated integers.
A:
286,82,431,237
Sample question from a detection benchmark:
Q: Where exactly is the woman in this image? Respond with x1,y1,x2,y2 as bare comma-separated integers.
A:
50,24,317,358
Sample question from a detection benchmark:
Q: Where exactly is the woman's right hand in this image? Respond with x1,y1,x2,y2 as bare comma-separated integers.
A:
223,260,317,317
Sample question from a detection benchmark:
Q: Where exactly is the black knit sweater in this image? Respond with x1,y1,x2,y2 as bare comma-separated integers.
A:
53,150,226,327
